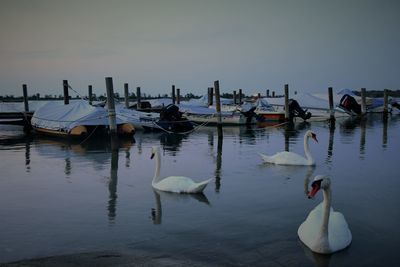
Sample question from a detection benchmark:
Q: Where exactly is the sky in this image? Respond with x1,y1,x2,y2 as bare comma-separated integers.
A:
1,0,399,98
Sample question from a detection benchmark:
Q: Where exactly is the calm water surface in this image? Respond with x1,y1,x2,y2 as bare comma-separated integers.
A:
0,114,399,266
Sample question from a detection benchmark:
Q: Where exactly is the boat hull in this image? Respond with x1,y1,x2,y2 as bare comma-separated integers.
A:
33,123,135,138
255,112,285,122
184,113,256,126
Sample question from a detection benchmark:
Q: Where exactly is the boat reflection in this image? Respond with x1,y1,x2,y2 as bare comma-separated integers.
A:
151,189,210,225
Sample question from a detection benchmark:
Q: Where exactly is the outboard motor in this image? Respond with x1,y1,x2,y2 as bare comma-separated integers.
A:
159,104,181,121
158,104,194,132
240,106,257,124
390,100,400,110
339,94,361,115
288,99,312,121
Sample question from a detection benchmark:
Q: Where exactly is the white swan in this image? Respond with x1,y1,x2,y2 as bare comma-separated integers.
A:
150,146,212,193
298,175,352,254
259,130,318,166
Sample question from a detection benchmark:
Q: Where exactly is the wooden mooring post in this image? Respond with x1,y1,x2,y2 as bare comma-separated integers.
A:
105,77,117,137
284,84,289,121
233,90,237,105
63,80,69,105
328,87,335,122
22,84,31,132
22,84,29,112
172,85,176,105
176,88,180,104
124,83,129,108
383,89,389,118
238,89,242,105
136,87,141,109
214,80,222,126
88,85,93,105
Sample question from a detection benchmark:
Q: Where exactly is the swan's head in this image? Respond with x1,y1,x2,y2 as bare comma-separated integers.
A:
150,146,159,159
306,130,318,143
307,175,330,199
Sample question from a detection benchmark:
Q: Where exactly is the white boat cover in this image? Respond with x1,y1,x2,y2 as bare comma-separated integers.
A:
31,100,130,132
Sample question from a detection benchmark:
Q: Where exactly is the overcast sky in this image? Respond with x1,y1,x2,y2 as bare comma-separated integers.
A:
1,0,399,97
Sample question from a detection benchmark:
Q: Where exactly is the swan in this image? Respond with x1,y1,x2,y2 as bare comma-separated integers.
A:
259,130,318,166
298,175,352,254
150,146,212,193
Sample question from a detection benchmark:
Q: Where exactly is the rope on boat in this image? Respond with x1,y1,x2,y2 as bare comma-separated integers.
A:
78,125,100,145
149,117,213,135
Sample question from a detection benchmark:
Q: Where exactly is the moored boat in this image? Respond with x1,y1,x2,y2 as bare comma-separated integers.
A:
31,100,135,138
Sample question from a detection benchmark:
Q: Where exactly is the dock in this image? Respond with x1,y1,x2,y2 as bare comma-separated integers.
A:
0,111,33,129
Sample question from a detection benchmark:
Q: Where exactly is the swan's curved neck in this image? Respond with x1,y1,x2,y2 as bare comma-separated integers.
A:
304,135,314,165
319,186,331,251
153,150,161,184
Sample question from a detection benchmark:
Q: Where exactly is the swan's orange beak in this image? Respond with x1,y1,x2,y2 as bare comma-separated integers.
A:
308,180,321,199
150,153,155,159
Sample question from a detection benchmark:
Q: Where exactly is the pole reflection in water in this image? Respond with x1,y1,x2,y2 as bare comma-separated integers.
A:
284,123,291,152
25,139,31,172
359,117,366,158
215,126,223,192
108,138,119,224
326,121,335,165
125,150,130,168
152,190,162,225
382,116,388,149
151,189,210,225
65,157,71,176
284,121,312,153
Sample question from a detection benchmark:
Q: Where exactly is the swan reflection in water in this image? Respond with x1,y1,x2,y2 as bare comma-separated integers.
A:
151,189,211,225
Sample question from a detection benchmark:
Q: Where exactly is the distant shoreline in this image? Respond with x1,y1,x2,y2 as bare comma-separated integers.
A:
1,89,400,103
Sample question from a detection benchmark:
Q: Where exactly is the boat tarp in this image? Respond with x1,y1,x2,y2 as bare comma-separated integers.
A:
31,100,129,132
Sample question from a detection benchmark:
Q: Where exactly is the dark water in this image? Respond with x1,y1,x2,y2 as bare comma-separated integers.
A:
0,114,399,266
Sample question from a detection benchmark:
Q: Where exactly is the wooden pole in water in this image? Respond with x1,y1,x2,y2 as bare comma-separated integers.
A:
267,89,270,98
284,84,289,121
233,90,237,105
214,80,222,126
63,80,69,105
136,87,141,109
172,85,176,105
22,84,29,112
328,87,335,122
361,88,367,115
239,89,242,105
105,77,117,136
176,88,180,104
88,85,93,105
124,83,129,108
383,89,389,117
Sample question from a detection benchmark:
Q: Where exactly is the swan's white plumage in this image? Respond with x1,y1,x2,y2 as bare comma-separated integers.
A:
152,175,212,193
298,175,352,254
150,146,212,193
259,151,310,165
259,130,317,166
